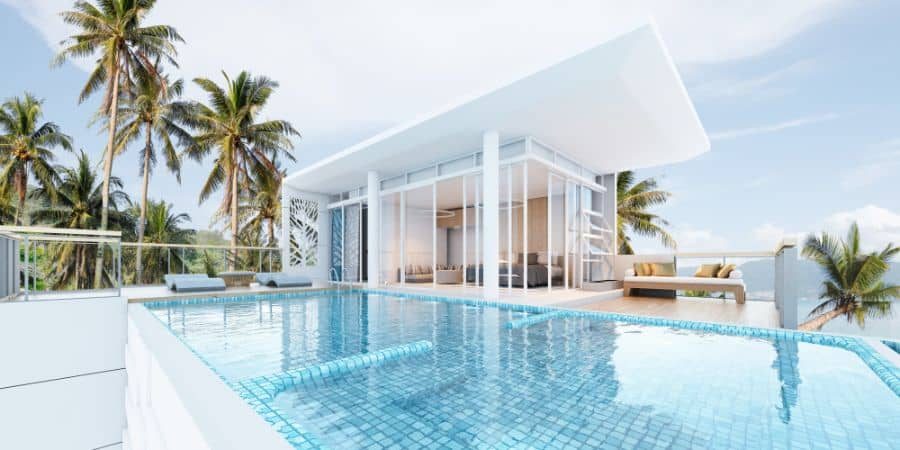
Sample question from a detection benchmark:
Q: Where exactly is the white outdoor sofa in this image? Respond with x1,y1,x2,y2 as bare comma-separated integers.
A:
623,269,747,304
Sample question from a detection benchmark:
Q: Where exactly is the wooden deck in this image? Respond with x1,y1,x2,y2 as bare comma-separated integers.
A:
574,295,780,328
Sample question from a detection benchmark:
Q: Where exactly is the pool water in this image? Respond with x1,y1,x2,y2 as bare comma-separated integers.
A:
146,291,900,449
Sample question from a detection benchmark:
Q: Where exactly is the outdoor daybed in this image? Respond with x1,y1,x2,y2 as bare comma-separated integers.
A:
623,263,746,303
164,274,227,293
255,272,313,288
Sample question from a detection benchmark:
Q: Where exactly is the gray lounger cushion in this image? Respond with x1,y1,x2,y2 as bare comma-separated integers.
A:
266,274,312,288
255,272,276,285
173,277,226,293
164,274,210,290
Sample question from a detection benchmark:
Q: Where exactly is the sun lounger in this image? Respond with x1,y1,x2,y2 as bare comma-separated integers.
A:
255,272,313,288
171,277,226,293
255,272,277,285
164,274,210,290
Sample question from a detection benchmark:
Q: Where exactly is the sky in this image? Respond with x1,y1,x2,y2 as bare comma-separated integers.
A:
1,0,898,253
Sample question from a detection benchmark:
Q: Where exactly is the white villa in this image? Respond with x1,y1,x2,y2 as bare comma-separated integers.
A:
281,23,708,301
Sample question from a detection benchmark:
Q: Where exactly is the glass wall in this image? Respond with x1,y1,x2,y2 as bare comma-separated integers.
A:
463,174,482,286
380,192,402,285
404,184,435,285
436,176,464,285
353,151,602,291
548,173,566,290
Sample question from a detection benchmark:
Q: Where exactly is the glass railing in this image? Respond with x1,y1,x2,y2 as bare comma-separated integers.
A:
0,226,282,299
672,251,776,301
120,243,282,286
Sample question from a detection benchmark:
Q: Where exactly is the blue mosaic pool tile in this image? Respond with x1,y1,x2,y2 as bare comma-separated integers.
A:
144,287,900,449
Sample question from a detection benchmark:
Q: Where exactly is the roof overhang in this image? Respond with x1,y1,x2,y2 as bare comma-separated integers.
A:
285,22,709,194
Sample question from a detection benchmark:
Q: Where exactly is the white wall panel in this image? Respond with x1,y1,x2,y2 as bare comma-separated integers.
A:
0,296,126,388
0,369,125,449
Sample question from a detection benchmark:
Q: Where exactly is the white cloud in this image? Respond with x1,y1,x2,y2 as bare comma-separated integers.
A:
690,58,815,100
752,223,805,249
708,113,839,141
821,205,900,251
632,225,729,253
840,138,900,190
3,0,850,160
674,226,730,252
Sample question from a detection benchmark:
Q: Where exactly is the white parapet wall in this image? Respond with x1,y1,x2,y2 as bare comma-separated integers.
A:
0,296,127,450
125,303,292,450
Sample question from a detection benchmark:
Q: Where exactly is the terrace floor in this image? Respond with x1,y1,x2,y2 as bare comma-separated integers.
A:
381,283,782,329
574,295,781,328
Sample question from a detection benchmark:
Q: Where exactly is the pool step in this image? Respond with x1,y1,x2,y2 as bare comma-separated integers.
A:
238,340,435,401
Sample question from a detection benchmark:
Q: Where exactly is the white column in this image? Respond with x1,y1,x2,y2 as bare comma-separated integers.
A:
367,171,380,288
482,131,500,300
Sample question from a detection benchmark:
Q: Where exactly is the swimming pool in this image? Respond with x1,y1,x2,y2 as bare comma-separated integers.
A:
145,290,900,449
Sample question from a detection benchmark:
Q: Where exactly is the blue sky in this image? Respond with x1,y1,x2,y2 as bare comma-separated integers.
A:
1,1,898,252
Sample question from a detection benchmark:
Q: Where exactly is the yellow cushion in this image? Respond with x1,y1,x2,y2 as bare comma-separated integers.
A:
651,263,676,277
633,262,654,276
694,263,721,278
717,263,736,278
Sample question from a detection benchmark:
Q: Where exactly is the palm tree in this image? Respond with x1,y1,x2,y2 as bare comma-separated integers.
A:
799,222,899,331
56,0,182,286
115,63,192,282
0,94,73,225
241,158,285,246
31,151,132,289
184,71,298,268
616,170,675,254
128,199,194,283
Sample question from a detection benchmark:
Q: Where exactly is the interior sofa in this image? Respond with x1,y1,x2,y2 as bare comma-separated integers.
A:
623,262,746,303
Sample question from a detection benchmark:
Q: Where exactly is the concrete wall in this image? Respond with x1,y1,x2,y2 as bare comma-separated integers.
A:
124,304,292,450
0,297,127,449
281,185,331,281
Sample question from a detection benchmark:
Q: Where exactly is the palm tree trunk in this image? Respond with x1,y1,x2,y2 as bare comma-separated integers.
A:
798,304,853,331
267,218,275,247
15,191,25,227
136,124,152,284
230,163,238,271
94,61,121,288
14,167,26,226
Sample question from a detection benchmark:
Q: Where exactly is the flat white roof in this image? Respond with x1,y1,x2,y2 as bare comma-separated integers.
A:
286,23,708,194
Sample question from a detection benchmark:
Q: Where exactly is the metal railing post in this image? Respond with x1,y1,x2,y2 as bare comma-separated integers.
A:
23,235,29,301
117,243,123,296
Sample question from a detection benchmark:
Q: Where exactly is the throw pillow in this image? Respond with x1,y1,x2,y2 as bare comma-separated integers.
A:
694,263,721,278
651,262,676,277
633,262,654,276
717,264,736,278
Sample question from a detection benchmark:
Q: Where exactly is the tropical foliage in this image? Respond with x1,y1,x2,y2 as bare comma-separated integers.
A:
114,62,192,281
3,0,295,291
0,94,73,225
125,199,194,284
183,71,298,264
616,170,676,255
799,222,899,330
56,0,182,286
238,159,285,246
31,151,132,289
